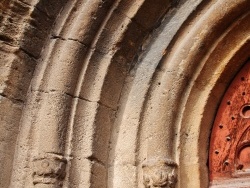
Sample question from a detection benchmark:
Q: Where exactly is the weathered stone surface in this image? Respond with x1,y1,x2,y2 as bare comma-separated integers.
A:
0,96,22,188
1,0,250,188
142,159,177,188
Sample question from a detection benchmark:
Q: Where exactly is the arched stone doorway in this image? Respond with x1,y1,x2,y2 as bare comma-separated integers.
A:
0,0,249,187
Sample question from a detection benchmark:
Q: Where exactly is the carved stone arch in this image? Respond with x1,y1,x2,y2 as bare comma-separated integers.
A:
171,2,250,188
4,0,175,187
134,0,250,188
0,0,250,188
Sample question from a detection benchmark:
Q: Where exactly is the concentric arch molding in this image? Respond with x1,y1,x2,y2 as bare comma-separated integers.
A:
0,0,249,188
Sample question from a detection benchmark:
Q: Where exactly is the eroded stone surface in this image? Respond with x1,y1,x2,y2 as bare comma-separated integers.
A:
1,0,250,188
142,159,177,188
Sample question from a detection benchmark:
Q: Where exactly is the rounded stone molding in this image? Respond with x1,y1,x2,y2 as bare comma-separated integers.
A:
0,0,249,187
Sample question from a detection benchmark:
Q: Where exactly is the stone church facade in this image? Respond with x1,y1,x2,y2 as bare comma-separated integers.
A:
0,0,250,187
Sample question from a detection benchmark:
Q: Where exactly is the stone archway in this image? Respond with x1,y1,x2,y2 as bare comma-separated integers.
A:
0,0,250,188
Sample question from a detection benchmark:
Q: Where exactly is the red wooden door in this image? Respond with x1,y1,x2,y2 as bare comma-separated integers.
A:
209,61,250,187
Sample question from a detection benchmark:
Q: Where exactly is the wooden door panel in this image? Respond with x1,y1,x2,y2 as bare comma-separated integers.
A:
209,61,250,186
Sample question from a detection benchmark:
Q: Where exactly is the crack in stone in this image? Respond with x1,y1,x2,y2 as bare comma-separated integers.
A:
87,155,105,167
67,38,87,46
31,89,116,111
66,92,116,111
0,40,18,48
20,47,39,59
0,93,24,104
50,35,66,40
50,35,93,49
18,0,32,7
